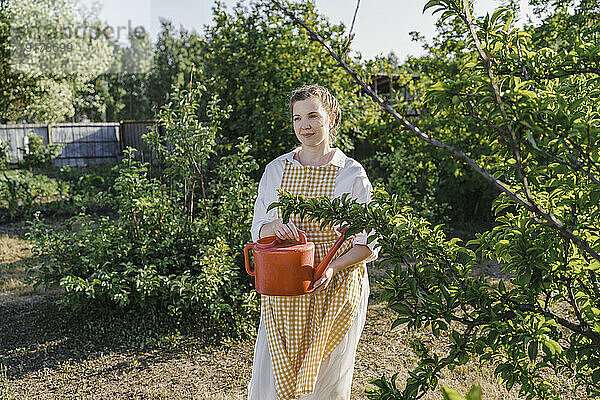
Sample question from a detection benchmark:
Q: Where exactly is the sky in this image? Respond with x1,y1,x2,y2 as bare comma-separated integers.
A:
93,0,539,61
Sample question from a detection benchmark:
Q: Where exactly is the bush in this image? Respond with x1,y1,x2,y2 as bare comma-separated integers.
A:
0,141,10,170
0,164,118,221
27,153,258,336
19,134,64,170
53,163,120,212
26,82,260,339
0,170,61,220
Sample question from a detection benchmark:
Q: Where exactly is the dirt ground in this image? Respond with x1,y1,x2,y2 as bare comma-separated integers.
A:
1,293,525,400
0,222,581,400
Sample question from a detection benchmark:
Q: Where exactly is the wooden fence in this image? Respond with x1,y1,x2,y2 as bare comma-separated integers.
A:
0,121,156,167
120,121,160,164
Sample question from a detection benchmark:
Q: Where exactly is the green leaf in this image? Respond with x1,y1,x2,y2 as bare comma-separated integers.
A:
528,341,538,362
525,130,540,151
515,269,532,286
497,279,506,294
543,339,562,356
390,303,412,315
466,384,483,400
593,368,600,384
391,318,404,330
423,0,442,13
490,7,509,27
442,386,465,400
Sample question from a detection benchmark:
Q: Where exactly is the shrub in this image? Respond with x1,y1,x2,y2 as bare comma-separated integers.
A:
145,81,259,263
26,82,260,339
53,163,120,212
27,152,258,336
0,141,10,170
19,134,64,170
0,174,37,220
0,165,118,221
0,170,61,221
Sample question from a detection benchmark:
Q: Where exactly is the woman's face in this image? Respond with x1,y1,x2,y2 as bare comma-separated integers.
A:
292,97,332,149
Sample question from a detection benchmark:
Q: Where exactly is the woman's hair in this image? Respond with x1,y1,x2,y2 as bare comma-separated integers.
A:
288,84,341,143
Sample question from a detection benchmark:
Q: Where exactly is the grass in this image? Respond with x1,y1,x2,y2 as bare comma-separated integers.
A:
0,219,583,400
0,233,31,296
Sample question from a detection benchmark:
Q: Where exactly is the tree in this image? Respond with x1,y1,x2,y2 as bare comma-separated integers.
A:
194,0,374,168
359,48,498,228
102,31,155,122
1,0,114,123
147,19,205,114
271,0,600,398
0,0,36,123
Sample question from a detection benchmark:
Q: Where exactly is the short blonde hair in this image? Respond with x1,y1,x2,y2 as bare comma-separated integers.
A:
288,84,341,143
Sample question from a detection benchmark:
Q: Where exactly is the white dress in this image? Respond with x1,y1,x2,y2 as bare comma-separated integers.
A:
247,272,370,400
247,147,378,400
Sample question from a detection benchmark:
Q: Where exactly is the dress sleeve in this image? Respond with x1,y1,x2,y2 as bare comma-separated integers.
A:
350,167,379,263
250,164,279,243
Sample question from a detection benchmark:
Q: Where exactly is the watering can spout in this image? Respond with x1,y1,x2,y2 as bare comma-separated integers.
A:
312,226,350,284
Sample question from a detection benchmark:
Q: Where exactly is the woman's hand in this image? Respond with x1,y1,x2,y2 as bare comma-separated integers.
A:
312,265,334,294
312,258,341,294
311,245,372,294
260,218,301,241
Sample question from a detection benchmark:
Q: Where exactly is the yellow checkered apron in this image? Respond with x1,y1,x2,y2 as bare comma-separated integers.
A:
262,160,366,400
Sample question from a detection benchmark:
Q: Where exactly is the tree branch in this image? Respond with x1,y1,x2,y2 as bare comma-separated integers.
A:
564,136,600,177
511,302,600,346
590,271,600,302
515,37,538,94
342,0,360,57
460,0,535,205
567,277,589,330
269,0,600,264
523,139,600,186
464,95,510,135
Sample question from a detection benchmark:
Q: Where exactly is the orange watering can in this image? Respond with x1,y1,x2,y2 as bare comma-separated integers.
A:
244,226,349,296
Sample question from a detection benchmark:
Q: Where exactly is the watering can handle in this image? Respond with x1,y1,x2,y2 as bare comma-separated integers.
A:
255,231,307,249
244,243,255,277
311,226,350,287
246,231,308,276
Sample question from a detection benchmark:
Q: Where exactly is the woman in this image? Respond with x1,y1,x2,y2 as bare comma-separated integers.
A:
248,84,378,400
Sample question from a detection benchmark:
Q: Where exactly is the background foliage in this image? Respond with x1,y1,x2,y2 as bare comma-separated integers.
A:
26,83,260,339
271,0,600,398
0,0,114,123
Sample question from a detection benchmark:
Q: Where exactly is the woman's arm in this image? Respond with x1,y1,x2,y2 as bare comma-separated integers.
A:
250,161,282,242
328,244,372,274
